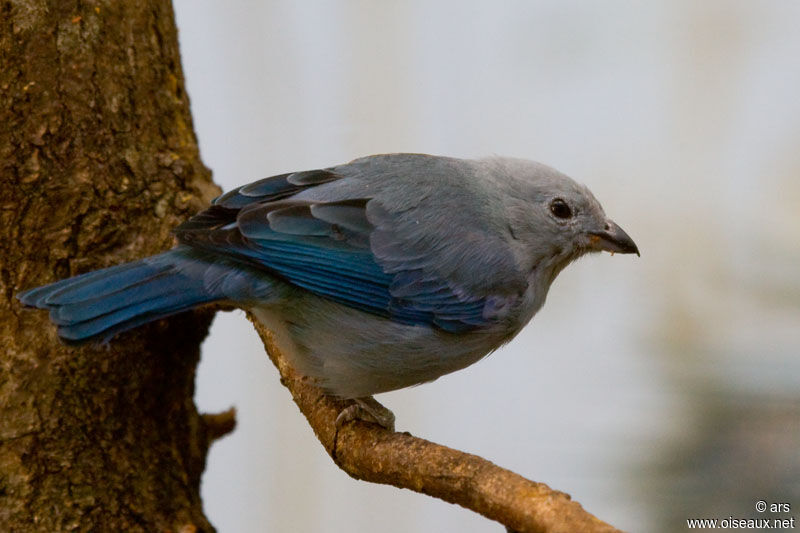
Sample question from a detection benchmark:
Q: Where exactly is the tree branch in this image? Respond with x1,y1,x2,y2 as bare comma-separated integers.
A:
248,314,623,533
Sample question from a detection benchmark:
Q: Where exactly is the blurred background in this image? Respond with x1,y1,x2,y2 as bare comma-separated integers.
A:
173,1,800,531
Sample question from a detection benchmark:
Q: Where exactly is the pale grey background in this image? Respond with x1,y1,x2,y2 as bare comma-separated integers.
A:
173,2,800,531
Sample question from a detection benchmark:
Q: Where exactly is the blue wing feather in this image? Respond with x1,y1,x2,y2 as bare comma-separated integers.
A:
175,166,501,331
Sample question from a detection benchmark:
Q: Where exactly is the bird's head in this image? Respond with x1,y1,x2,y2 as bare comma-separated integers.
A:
486,157,639,286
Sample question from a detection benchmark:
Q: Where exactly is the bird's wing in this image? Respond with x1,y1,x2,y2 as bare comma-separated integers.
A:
175,155,527,332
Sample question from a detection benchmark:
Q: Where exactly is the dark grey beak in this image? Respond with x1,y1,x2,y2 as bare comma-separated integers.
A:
588,220,639,256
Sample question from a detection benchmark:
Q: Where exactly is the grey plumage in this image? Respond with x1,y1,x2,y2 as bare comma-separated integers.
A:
18,153,638,399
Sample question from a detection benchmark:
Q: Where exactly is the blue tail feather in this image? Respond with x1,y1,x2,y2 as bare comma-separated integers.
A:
56,289,214,342
49,273,187,324
17,247,274,343
19,262,152,307
42,262,171,306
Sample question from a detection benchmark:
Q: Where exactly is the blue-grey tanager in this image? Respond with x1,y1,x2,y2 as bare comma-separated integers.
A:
18,154,638,401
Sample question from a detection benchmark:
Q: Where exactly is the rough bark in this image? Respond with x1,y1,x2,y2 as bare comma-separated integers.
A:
0,1,220,531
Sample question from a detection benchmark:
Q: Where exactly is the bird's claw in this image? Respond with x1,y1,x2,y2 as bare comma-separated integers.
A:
335,397,395,431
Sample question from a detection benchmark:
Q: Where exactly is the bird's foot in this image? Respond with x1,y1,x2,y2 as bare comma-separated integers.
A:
335,397,395,431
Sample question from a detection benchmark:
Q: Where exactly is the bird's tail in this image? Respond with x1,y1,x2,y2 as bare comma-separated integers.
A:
17,247,269,344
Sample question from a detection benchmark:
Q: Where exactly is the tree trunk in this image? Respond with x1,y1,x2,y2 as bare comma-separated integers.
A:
0,1,220,530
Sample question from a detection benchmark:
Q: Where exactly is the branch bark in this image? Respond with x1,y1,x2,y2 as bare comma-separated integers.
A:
249,317,623,533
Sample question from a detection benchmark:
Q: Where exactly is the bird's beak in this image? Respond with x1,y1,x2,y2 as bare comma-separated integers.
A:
587,220,639,256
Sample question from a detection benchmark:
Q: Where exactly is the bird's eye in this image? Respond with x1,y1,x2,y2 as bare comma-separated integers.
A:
549,198,573,219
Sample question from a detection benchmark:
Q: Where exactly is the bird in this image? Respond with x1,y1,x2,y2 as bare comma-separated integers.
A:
18,153,638,423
